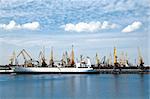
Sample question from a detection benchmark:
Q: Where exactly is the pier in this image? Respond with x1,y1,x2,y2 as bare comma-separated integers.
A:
94,67,150,74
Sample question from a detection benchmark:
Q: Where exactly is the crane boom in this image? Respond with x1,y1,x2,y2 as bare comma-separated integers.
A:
16,49,33,66
17,50,27,61
22,49,32,60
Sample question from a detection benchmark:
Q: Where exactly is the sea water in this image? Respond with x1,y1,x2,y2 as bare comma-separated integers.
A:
0,74,149,99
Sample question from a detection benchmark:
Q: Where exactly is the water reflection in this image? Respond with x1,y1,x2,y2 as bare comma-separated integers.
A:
0,74,149,99
139,74,149,99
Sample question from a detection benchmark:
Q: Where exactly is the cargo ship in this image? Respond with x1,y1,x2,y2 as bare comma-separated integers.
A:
13,58,98,74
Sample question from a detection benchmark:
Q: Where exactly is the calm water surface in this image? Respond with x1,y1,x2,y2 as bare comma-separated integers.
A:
0,74,149,99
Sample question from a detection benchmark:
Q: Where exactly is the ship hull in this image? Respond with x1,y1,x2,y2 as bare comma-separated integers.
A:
14,66,98,74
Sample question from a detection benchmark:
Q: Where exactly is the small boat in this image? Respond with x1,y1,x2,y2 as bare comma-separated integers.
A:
0,65,14,74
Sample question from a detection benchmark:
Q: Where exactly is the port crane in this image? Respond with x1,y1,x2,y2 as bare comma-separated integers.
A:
49,47,54,67
125,53,130,67
39,50,47,67
16,49,38,67
61,52,66,66
9,51,16,65
100,56,106,66
138,48,144,68
61,51,70,67
60,51,70,67
119,52,125,67
95,53,100,67
113,47,121,68
106,53,112,67
69,45,75,66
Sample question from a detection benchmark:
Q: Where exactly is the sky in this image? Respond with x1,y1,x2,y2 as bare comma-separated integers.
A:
0,0,149,65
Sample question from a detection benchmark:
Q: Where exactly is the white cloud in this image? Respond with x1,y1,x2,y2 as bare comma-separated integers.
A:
61,21,118,32
0,20,40,30
22,22,40,30
122,21,142,33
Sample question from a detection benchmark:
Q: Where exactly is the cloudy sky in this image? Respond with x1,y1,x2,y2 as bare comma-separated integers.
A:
0,0,149,65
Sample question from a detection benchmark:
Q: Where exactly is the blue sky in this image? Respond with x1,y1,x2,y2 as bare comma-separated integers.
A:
0,0,149,65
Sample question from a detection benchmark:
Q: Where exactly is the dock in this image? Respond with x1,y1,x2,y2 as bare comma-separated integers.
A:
94,68,150,74
0,46,149,74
